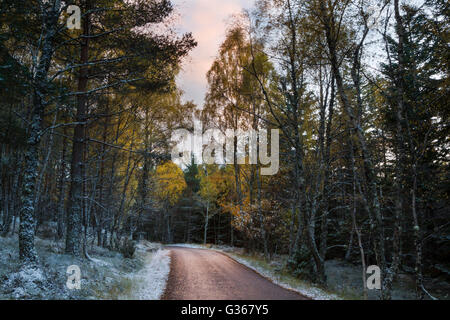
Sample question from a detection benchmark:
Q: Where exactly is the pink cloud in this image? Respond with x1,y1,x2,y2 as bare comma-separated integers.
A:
172,0,252,107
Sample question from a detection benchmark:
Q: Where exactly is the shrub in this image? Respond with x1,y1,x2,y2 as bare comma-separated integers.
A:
120,239,136,259
287,244,315,282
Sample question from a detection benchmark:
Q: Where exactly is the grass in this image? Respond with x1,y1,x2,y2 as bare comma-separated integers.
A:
93,276,135,300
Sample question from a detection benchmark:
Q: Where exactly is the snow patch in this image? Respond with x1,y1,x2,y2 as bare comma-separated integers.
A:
171,243,205,249
89,257,111,267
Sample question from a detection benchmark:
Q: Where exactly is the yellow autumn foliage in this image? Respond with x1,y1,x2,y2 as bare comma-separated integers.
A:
154,161,187,206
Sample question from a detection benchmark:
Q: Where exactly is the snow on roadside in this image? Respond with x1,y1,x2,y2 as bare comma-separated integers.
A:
124,247,171,300
226,254,341,300
171,243,341,300
170,243,205,249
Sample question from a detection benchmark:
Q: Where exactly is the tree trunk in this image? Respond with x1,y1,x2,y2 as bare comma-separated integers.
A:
66,1,90,256
350,135,368,299
19,1,61,264
204,201,209,245
56,130,67,240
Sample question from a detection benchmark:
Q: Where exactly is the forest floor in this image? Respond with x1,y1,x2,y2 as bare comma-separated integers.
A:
0,234,170,300
171,244,450,300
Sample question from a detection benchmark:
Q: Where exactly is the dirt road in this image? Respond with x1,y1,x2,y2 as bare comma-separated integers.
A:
162,247,308,300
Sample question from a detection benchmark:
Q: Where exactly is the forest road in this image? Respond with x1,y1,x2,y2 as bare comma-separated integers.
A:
162,246,309,300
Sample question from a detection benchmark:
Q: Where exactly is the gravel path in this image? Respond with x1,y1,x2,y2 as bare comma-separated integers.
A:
162,247,308,300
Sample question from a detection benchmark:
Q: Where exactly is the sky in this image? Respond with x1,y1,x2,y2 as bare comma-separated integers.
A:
171,0,253,107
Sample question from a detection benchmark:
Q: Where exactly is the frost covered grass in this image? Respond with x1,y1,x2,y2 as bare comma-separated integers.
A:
3,265,48,299
119,245,171,300
0,234,170,300
0,234,129,299
171,243,342,300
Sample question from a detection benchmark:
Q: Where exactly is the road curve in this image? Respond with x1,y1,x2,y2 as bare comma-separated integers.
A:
162,247,308,300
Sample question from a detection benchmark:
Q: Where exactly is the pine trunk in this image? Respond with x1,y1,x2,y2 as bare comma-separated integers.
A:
66,2,90,256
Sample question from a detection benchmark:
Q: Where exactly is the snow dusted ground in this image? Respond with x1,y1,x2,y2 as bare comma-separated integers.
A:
171,243,340,300
0,235,131,299
119,242,171,300
0,234,171,300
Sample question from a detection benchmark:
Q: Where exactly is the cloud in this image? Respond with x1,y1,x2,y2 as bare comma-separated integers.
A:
172,0,252,107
